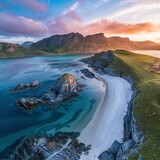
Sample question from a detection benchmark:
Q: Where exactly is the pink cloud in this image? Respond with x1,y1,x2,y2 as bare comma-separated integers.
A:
0,13,47,36
47,16,160,35
83,19,159,34
13,0,47,12
0,10,159,38
47,11,82,34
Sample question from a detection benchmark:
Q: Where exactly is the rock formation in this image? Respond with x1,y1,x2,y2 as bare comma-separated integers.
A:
1,32,160,58
10,80,41,92
81,50,117,70
0,132,91,160
17,74,83,111
80,69,98,79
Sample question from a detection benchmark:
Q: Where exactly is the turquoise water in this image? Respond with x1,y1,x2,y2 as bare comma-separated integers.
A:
0,55,105,152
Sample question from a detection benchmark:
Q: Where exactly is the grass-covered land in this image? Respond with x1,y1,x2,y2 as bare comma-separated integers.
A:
0,48,51,58
111,50,160,159
1,48,160,158
83,50,160,159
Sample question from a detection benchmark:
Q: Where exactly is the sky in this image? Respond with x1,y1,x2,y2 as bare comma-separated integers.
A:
0,0,160,44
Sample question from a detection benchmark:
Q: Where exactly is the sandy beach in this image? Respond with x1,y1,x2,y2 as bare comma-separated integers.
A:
78,74,133,160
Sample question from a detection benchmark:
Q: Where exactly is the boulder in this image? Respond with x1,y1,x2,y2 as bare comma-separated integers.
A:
99,140,121,160
122,139,135,152
98,150,115,160
109,140,121,154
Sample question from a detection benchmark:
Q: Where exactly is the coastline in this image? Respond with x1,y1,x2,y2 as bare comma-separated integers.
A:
0,52,94,59
78,74,133,160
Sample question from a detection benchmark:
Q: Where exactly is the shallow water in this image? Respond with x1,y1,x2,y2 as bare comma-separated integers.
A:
0,55,105,152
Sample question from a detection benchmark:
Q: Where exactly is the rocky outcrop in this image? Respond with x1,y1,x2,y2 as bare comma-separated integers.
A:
54,73,78,96
81,51,117,70
0,132,91,160
10,80,41,92
18,98,44,111
80,69,97,79
17,74,83,111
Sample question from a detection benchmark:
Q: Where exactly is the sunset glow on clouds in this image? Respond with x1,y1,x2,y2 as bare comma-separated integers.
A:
0,0,160,43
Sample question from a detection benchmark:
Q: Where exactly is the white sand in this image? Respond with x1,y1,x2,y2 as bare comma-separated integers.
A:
78,75,133,160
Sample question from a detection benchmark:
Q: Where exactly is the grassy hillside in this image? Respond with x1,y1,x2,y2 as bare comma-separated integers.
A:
0,47,55,58
112,50,160,159
82,50,160,159
0,42,59,58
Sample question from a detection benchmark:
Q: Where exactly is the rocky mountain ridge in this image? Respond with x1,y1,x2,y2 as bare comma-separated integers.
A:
31,32,160,53
1,32,160,57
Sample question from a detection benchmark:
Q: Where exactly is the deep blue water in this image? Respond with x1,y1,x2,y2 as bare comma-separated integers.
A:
0,55,105,152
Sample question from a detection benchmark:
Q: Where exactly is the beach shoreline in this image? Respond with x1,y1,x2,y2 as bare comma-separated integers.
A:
78,74,133,160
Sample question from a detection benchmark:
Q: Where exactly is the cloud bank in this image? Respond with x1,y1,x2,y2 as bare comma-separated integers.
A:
0,12,159,37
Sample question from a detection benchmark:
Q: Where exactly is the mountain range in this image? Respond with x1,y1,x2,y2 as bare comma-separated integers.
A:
0,32,160,57
31,32,160,53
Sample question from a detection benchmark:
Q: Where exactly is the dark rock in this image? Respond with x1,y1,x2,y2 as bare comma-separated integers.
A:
18,97,44,111
124,114,132,141
98,150,115,160
122,139,135,151
81,51,117,69
1,133,89,160
10,80,41,92
116,146,124,160
80,69,96,79
109,140,121,154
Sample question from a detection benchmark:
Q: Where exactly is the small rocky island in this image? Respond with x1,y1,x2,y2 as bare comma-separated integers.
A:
11,73,83,111
10,80,41,92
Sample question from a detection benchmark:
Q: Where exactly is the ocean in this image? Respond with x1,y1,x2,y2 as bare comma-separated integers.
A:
0,55,105,152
